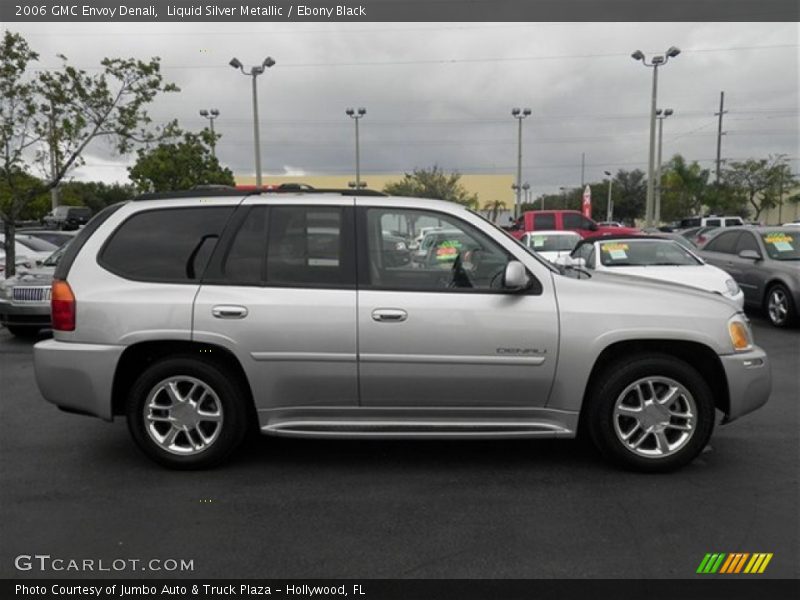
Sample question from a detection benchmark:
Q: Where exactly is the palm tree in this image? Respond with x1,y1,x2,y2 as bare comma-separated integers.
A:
483,199,505,223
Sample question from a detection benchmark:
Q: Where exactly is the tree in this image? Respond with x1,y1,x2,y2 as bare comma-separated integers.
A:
0,30,178,276
128,129,234,192
659,155,714,222
383,165,479,209
611,169,647,224
723,155,797,221
482,199,506,223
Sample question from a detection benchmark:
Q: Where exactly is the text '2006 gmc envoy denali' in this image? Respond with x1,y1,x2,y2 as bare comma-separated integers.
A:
33,189,771,471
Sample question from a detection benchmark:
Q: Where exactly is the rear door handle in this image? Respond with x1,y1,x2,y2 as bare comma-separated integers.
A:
212,305,248,319
372,309,408,323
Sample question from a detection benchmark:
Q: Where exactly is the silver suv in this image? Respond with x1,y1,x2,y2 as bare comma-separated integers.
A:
33,190,771,471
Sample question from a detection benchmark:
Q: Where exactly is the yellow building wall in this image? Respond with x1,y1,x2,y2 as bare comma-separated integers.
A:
235,173,516,209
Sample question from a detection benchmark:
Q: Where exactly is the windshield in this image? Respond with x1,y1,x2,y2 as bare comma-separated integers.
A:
526,233,580,252
42,242,70,266
761,231,800,260
599,239,702,267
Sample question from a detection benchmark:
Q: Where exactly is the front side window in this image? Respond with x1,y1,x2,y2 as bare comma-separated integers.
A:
562,213,582,229
364,208,517,292
100,207,233,282
734,232,759,255
703,231,740,254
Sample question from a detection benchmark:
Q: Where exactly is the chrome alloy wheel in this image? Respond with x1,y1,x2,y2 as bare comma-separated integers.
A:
613,377,697,459
144,376,224,455
767,288,789,326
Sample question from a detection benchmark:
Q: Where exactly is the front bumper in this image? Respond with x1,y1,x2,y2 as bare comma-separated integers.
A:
34,339,124,421
0,300,50,327
719,345,771,422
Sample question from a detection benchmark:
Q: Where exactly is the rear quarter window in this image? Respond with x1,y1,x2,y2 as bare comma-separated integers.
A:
99,206,234,282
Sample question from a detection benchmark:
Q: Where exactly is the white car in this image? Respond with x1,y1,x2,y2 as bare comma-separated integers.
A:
520,230,581,263
565,236,745,308
0,234,56,277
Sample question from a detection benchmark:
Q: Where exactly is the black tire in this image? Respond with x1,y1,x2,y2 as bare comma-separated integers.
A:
5,325,41,338
764,283,797,328
585,354,715,473
126,357,250,469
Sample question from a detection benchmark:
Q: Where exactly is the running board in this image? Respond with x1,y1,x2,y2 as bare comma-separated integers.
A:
262,421,572,439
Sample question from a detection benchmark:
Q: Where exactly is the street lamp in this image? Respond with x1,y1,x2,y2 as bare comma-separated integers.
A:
654,108,674,224
199,108,220,158
346,107,367,188
604,170,614,222
512,107,532,219
631,46,680,227
522,182,531,206
230,56,276,188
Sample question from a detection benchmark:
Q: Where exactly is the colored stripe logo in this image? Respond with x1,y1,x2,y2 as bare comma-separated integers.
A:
697,553,773,574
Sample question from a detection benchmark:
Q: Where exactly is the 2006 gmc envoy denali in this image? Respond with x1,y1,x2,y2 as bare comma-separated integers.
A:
33,189,771,471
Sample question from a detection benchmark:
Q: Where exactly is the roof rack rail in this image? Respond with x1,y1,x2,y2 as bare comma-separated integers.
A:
132,187,387,201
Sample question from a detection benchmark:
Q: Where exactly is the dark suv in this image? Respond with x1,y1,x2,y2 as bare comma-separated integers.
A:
42,206,92,230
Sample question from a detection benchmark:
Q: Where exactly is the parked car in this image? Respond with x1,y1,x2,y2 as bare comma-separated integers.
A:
679,215,744,229
41,205,92,230
654,232,699,252
510,210,638,240
597,221,623,228
680,226,719,247
33,189,770,472
0,243,66,336
16,229,77,248
0,234,57,276
700,226,800,327
520,230,581,263
563,235,744,308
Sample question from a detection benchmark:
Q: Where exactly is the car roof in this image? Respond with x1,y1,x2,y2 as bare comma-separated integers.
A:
525,230,580,236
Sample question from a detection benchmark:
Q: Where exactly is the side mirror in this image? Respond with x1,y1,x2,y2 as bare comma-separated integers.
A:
588,222,599,231
503,261,531,291
572,257,587,268
738,249,761,261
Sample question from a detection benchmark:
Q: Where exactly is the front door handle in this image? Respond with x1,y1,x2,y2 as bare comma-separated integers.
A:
212,305,249,319
372,308,408,323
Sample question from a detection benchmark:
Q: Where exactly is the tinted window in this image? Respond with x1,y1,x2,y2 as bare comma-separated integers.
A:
222,206,267,284
680,217,701,228
533,213,555,230
703,231,740,254
562,213,582,229
364,208,519,292
54,202,125,280
68,207,91,217
266,206,354,287
100,207,233,282
725,218,743,227
705,219,721,227
734,232,759,254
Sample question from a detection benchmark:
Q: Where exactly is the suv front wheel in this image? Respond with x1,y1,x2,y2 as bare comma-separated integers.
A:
586,355,715,472
126,357,249,469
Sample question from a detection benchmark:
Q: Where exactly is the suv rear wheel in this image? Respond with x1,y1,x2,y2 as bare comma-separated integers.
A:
126,357,249,469
587,355,715,472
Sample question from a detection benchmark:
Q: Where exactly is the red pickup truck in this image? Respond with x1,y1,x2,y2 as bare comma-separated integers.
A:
510,210,638,239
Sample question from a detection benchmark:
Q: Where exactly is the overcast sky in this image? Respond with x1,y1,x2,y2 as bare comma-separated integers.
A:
8,21,799,197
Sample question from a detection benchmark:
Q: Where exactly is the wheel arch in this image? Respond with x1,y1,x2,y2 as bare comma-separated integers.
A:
111,340,255,418
578,339,729,432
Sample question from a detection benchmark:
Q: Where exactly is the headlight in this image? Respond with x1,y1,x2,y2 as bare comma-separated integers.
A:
724,279,740,296
394,241,407,251
728,315,753,352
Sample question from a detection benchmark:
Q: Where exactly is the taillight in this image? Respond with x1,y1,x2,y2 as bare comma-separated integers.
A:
51,279,76,331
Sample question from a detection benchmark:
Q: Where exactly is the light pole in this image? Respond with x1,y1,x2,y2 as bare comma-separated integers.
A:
199,108,220,158
559,186,569,210
631,46,680,227
230,56,275,188
512,107,532,219
604,171,614,222
345,107,367,188
654,108,673,224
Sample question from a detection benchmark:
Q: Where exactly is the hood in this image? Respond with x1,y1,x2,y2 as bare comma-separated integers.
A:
1,265,56,287
602,264,732,295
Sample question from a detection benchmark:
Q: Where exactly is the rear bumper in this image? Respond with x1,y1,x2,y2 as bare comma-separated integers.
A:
34,339,124,421
719,345,771,422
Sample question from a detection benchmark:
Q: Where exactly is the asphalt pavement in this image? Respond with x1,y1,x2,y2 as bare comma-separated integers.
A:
0,316,797,579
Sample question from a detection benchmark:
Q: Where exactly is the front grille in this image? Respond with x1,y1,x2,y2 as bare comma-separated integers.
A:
12,287,51,303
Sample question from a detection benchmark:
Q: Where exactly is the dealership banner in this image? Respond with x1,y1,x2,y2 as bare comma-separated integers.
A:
2,0,799,22
4,579,800,600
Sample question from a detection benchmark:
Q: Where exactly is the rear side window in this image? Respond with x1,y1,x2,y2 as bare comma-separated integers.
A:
265,206,354,287
99,207,234,282
533,213,555,230
705,219,721,227
54,203,125,280
703,231,740,254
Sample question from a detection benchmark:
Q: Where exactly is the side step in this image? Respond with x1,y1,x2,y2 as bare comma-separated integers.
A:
262,421,572,439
